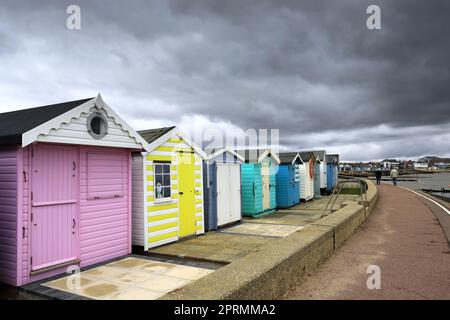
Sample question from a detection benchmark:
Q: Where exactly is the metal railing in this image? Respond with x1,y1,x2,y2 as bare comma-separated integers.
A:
323,177,368,217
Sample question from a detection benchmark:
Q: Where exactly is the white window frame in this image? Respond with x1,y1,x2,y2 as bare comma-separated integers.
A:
153,162,172,202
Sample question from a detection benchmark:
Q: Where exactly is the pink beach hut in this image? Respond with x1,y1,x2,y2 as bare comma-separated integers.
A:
0,95,148,286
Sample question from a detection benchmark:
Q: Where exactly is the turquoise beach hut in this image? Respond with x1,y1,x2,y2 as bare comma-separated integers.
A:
237,149,280,217
276,152,302,208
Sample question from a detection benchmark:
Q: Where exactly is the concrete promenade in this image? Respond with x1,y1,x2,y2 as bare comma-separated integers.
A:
285,184,450,299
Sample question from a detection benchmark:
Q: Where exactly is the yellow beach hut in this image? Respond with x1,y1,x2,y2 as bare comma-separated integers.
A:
131,126,206,250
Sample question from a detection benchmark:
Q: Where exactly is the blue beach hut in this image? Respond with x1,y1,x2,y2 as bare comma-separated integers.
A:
203,148,244,231
326,154,339,193
237,149,280,217
276,152,302,208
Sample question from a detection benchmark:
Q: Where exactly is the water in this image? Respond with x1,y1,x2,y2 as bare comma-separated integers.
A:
395,172,450,199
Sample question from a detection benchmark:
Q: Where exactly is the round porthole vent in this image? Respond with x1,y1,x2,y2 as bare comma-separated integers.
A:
87,112,108,139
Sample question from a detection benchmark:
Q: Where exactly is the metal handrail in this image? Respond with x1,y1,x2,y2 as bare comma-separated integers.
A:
323,177,368,217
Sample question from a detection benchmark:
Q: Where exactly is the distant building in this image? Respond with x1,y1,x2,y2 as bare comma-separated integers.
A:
429,158,450,170
339,163,352,171
381,159,399,169
414,161,428,169
399,160,415,170
339,161,381,171
339,157,449,172
418,156,440,163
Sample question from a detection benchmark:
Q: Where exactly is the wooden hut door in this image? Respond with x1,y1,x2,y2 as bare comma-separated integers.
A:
216,163,241,226
216,164,230,226
178,152,196,237
305,162,313,199
261,162,270,209
228,163,241,222
30,144,78,271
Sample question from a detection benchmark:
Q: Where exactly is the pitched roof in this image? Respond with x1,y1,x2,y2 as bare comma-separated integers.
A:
236,149,267,163
278,152,302,164
138,126,176,144
326,154,339,164
0,98,93,145
205,147,245,162
235,148,280,163
138,126,206,159
312,150,326,161
298,151,317,162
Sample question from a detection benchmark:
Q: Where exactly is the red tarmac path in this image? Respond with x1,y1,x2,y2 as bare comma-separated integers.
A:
285,184,450,299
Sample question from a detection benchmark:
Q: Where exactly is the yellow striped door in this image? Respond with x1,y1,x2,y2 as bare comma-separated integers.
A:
178,152,196,237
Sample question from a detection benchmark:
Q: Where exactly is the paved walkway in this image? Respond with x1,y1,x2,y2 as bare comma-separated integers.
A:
148,195,358,263
285,184,450,299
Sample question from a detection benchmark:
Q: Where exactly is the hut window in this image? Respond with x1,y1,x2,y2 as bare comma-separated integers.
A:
154,162,171,200
87,112,108,139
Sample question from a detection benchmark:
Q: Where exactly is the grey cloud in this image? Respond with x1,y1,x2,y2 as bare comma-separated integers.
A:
0,0,449,161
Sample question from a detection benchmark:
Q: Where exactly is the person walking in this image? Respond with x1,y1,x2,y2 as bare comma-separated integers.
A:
375,169,382,185
390,168,399,186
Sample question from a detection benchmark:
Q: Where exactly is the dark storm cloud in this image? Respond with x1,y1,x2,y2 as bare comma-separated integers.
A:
0,0,449,160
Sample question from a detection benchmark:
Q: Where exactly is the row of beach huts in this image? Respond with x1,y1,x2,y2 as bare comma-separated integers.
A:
0,96,339,287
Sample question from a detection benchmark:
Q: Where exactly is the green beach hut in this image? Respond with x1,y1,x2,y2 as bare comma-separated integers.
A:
237,149,280,217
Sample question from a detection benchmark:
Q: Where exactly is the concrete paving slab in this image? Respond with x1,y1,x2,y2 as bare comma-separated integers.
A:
109,287,164,300
220,222,303,237
164,265,213,280
250,211,323,224
106,257,151,269
43,274,95,293
136,261,178,273
136,275,192,292
74,280,133,300
42,257,213,300
148,232,274,263
83,266,151,286
288,203,324,210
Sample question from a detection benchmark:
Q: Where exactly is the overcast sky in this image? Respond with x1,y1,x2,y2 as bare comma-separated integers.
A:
0,0,449,161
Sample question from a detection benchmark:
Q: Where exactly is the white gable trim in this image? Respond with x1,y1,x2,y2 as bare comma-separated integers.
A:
258,148,280,164
175,129,207,159
143,127,178,154
144,127,206,159
206,147,245,162
290,153,303,164
298,153,319,164
97,95,150,150
22,94,150,150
